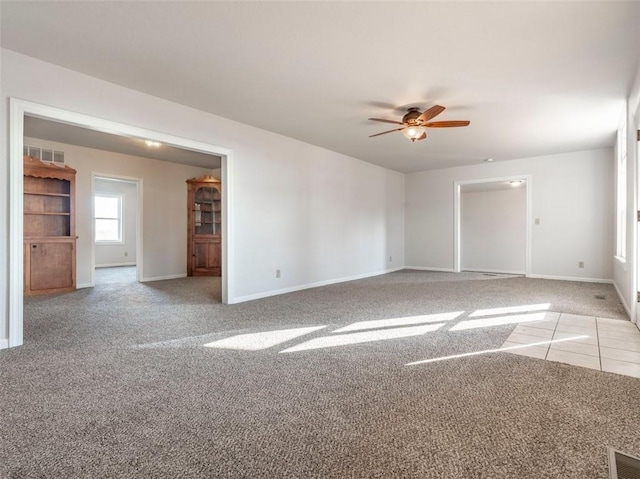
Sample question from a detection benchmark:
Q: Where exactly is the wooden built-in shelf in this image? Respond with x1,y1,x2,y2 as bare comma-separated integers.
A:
25,211,71,216
25,191,71,197
187,175,222,277
23,155,77,296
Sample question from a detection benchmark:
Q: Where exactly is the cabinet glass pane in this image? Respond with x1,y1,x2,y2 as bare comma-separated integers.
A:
193,186,220,236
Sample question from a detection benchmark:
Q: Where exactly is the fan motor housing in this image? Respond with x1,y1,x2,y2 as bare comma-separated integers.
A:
402,107,422,125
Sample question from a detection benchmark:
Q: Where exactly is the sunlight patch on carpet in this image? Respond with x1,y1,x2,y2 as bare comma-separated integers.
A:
280,323,444,353
333,311,464,333
204,326,326,351
450,312,549,331
469,303,551,318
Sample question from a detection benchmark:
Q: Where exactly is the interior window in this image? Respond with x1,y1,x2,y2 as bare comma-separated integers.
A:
95,194,123,242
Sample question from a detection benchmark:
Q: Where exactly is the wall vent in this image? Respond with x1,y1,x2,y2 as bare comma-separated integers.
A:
23,145,64,164
609,447,640,479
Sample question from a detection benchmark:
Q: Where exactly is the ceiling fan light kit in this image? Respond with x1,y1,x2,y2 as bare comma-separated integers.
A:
401,126,427,142
369,105,470,143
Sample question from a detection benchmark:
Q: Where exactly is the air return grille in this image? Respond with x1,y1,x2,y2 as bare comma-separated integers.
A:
609,447,640,479
23,145,65,164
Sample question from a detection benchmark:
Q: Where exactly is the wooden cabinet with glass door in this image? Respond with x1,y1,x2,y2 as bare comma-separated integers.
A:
187,175,222,276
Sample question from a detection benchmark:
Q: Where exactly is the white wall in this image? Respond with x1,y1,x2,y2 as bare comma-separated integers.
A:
0,49,405,347
23,137,213,286
94,177,138,268
461,188,526,274
406,149,614,281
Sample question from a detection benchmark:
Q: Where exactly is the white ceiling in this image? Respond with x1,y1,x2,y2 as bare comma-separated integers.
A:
24,117,222,169
2,1,639,173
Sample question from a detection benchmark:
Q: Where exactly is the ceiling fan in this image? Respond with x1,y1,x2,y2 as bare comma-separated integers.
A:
369,105,470,142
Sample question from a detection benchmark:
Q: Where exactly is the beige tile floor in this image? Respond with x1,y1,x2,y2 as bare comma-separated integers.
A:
500,312,640,378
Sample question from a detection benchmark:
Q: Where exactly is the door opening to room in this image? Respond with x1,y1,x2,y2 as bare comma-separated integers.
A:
459,179,528,276
10,99,231,348
93,176,140,286
21,115,224,297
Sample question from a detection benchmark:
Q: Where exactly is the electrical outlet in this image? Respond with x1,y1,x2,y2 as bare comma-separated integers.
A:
535,218,540,225
578,261,584,268
276,269,281,278
389,256,392,262
124,252,128,257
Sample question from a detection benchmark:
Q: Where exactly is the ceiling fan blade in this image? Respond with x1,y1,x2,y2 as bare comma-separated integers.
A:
369,128,403,137
424,120,470,128
417,105,445,123
415,132,427,141
368,118,404,125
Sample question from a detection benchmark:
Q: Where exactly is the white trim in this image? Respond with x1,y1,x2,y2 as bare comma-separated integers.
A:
404,266,456,273
234,267,404,303
96,262,137,268
95,239,125,245
453,181,461,272
0,339,9,350
461,268,525,275
139,273,187,282
633,103,640,324
8,97,233,348
9,99,25,348
454,175,532,275
615,255,627,266
527,274,613,284
222,151,233,304
76,283,94,289
613,281,632,320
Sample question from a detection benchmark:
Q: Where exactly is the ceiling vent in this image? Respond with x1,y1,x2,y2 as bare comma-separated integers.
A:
609,447,640,479
24,145,65,164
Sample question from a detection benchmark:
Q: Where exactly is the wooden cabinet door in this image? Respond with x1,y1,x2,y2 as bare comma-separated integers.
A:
29,241,74,292
191,239,221,276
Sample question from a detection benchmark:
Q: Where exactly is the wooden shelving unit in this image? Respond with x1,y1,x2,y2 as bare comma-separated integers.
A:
23,155,77,296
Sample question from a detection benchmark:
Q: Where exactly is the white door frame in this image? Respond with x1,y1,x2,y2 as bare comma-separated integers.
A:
92,174,143,285
634,106,640,325
9,97,234,348
453,175,533,275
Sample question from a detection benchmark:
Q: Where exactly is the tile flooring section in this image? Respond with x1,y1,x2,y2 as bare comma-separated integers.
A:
500,312,640,378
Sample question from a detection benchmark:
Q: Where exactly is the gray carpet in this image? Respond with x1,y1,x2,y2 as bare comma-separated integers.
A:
95,266,137,285
1,270,639,478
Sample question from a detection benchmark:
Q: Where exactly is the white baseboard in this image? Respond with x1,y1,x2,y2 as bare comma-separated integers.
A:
613,281,632,320
527,274,613,284
0,338,9,350
231,267,405,304
462,268,525,275
140,273,187,283
96,262,136,268
76,283,93,289
404,266,455,272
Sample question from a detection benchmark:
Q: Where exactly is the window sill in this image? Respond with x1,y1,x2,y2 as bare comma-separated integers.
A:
96,241,124,245
615,255,627,265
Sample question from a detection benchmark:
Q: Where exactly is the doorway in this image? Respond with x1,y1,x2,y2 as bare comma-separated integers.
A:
9,98,234,348
93,175,141,286
454,175,532,275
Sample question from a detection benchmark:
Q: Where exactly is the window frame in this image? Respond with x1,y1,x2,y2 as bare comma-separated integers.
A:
615,117,627,262
94,192,124,244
